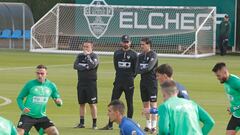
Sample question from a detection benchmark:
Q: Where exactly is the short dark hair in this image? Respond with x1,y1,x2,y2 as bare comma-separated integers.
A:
160,80,178,95
224,14,229,18
155,64,173,77
83,40,93,45
141,37,152,45
36,64,47,70
108,100,125,115
212,62,226,72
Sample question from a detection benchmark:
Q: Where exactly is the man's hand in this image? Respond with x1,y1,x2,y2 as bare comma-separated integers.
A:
23,107,30,113
227,107,232,115
54,98,63,106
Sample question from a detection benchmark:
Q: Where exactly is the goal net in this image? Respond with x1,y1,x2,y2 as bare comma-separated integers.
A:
31,1,216,58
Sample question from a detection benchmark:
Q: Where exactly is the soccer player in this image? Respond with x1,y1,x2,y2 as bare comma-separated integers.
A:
136,37,158,133
158,80,215,135
212,62,240,135
100,35,138,130
155,64,189,99
73,40,99,129
17,64,63,135
107,100,145,135
0,116,17,135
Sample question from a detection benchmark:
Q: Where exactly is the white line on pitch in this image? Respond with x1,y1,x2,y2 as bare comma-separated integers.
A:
0,64,72,71
0,96,12,107
0,61,113,71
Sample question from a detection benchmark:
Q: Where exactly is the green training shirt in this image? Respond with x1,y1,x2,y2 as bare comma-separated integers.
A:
17,79,61,118
0,116,17,135
158,97,214,135
224,74,240,117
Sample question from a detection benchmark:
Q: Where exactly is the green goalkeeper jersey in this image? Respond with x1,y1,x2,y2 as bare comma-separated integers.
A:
17,79,61,118
224,74,240,117
0,116,17,135
158,97,214,135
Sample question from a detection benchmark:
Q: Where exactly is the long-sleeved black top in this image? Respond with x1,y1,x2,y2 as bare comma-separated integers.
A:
137,50,158,81
74,52,99,81
113,49,138,83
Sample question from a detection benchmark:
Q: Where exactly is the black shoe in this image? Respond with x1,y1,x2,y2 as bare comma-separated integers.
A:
144,127,151,132
74,123,85,128
98,124,113,130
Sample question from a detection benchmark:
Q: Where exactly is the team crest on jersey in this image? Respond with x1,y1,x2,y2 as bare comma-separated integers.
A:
84,0,113,39
127,55,130,60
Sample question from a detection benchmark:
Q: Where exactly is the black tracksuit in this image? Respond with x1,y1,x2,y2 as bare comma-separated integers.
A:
137,50,158,102
74,53,99,104
111,48,138,118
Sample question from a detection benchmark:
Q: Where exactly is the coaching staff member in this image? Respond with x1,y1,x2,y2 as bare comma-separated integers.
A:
219,14,231,56
74,40,99,129
136,37,158,133
100,35,138,130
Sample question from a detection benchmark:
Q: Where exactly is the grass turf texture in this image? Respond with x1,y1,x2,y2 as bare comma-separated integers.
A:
0,50,239,135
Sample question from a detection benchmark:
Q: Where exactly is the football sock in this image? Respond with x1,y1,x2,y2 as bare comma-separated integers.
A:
93,118,97,126
108,119,113,127
146,120,151,129
152,120,157,128
80,116,84,125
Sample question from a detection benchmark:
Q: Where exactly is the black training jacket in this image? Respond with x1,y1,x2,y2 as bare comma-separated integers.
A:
113,49,138,83
74,53,99,81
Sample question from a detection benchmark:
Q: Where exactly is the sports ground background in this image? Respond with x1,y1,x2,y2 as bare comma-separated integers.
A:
0,50,240,134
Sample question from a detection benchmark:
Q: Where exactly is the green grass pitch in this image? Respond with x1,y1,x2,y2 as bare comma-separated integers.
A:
0,50,240,135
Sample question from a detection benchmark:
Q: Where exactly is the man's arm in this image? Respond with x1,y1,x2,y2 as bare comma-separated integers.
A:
16,83,30,111
158,105,170,135
226,22,231,37
133,51,138,77
229,77,240,112
198,104,215,135
73,54,88,71
86,53,99,70
113,51,118,71
138,52,157,74
50,83,62,107
136,55,141,74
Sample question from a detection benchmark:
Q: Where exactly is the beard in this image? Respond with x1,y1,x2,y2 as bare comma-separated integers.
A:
220,77,227,83
123,45,130,50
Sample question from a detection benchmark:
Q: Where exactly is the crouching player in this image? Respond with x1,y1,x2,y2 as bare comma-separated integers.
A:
17,65,63,135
